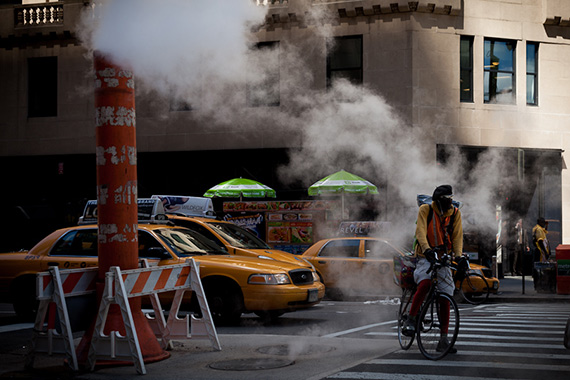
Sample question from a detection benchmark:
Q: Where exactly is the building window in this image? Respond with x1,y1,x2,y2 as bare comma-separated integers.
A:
526,42,538,106
247,41,280,107
326,35,363,88
460,36,473,103
28,56,57,117
484,39,516,104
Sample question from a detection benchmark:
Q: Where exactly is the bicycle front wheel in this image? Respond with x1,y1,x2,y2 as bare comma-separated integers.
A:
397,288,415,350
459,272,490,305
417,292,459,360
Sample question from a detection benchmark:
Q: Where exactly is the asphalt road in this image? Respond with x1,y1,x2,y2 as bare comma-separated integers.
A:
2,297,569,380
0,297,401,379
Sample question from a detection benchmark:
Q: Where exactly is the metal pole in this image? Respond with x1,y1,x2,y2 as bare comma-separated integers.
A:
76,52,168,366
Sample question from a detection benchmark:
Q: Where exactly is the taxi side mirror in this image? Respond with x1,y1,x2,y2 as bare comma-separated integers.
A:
147,247,172,260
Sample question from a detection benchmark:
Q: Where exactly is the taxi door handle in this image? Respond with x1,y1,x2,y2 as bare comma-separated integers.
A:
318,261,326,264
47,262,59,266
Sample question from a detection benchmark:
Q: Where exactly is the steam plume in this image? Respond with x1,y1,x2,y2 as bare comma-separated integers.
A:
78,1,514,247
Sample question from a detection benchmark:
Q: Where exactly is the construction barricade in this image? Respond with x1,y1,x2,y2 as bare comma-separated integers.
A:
87,258,220,375
25,266,98,371
26,259,219,375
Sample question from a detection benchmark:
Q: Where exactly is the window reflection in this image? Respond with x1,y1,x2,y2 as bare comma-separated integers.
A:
207,222,269,249
526,42,538,105
154,228,224,257
460,36,473,102
484,39,516,104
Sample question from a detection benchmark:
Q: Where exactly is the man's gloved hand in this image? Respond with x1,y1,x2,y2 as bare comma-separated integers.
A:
456,254,469,271
423,248,437,263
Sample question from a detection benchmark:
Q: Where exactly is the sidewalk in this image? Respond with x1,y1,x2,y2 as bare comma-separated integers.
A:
488,274,570,303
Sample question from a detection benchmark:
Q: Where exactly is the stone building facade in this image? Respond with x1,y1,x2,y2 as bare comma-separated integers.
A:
0,0,569,255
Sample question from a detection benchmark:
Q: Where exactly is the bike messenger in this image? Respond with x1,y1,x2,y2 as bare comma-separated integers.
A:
403,184,463,353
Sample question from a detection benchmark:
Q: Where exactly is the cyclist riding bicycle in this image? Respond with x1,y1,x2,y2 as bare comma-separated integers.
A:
403,184,464,354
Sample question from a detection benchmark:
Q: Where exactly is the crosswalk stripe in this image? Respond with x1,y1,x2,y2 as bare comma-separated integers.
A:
460,326,562,334
453,340,564,349
322,320,396,338
459,322,563,330
365,332,565,349
456,333,561,341
439,350,570,360
327,372,511,380
366,358,570,372
461,317,564,325
389,324,562,334
366,331,562,341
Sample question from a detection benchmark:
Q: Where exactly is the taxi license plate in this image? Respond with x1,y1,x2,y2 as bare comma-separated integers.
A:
307,288,318,302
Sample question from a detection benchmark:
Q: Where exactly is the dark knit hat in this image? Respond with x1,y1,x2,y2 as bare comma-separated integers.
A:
433,185,453,200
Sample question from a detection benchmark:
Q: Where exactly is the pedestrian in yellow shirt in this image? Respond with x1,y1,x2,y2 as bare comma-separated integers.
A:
532,217,550,262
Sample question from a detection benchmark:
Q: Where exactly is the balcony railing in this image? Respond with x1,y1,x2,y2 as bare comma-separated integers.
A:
14,2,64,27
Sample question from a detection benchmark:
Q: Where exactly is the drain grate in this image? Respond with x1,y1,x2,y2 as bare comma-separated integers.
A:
209,358,294,371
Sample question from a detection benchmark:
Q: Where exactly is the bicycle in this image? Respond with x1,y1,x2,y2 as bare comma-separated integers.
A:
397,251,460,360
453,255,490,305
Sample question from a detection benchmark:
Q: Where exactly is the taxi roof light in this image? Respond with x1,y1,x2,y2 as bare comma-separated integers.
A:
151,195,216,219
78,198,169,225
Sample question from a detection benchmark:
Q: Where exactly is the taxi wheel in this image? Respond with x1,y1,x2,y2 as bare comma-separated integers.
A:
203,280,243,326
11,276,38,321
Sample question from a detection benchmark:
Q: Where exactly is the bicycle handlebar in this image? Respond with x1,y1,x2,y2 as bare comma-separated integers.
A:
426,252,454,274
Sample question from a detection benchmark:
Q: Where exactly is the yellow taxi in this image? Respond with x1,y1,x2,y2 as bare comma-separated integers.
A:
301,237,402,298
0,200,324,324
152,195,314,269
302,237,499,300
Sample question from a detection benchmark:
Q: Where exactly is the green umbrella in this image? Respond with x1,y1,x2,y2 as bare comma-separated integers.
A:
308,170,379,219
204,177,276,201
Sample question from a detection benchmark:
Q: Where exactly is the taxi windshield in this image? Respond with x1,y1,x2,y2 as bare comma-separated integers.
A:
206,222,270,249
154,228,225,257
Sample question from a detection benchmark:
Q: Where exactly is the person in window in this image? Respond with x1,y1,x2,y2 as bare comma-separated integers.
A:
403,185,463,354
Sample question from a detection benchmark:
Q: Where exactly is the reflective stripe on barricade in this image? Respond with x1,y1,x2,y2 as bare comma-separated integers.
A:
26,266,98,372
37,268,98,301
88,258,220,375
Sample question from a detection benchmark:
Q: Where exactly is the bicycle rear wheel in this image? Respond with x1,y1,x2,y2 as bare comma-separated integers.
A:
417,292,459,360
397,288,415,350
459,272,490,305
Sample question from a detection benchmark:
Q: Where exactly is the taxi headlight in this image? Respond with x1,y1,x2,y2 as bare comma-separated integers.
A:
248,273,291,285
312,271,320,282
